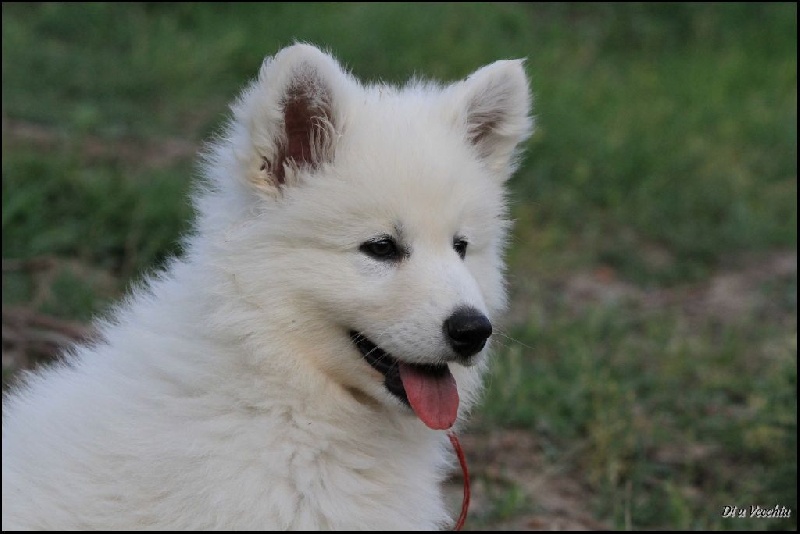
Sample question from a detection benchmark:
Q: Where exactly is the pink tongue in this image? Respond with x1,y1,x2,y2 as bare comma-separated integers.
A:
398,363,459,430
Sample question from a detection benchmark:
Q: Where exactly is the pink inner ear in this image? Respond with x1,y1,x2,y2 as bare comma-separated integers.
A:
279,92,315,184
269,95,308,185
269,85,332,186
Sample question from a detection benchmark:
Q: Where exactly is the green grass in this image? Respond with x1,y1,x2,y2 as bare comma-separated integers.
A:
2,3,796,530
481,291,797,529
2,147,192,275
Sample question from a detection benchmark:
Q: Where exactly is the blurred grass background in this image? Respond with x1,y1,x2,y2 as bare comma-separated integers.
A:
2,3,796,530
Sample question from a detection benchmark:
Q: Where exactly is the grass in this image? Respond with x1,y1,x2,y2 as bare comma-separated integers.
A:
2,3,796,530
481,294,797,529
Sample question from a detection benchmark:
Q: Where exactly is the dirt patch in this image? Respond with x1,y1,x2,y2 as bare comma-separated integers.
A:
512,249,797,327
2,116,198,170
445,429,608,530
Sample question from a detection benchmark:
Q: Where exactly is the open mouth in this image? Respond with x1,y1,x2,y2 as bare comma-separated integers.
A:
349,330,459,430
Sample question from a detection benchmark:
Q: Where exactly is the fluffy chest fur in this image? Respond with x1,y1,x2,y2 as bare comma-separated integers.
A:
3,282,453,529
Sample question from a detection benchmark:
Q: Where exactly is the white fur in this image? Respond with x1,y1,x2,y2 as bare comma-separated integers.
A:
2,44,532,530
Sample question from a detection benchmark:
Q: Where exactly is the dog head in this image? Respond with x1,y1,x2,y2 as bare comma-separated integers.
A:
201,44,532,429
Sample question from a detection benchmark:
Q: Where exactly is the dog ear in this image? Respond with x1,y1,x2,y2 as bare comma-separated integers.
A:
234,44,347,194
451,59,533,179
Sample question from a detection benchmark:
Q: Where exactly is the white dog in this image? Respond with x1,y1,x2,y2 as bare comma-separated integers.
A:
2,44,532,530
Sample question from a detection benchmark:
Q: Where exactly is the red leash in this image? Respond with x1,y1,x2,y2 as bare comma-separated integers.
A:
447,431,470,530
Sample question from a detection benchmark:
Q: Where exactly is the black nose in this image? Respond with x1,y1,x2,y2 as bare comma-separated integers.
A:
444,307,492,359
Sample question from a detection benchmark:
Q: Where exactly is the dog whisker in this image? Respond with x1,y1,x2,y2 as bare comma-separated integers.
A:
494,329,536,352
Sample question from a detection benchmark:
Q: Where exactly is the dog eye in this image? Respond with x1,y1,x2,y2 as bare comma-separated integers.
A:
453,238,468,259
360,237,401,261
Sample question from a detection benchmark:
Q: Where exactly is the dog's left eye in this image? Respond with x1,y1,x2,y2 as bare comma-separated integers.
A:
360,237,401,261
453,238,468,259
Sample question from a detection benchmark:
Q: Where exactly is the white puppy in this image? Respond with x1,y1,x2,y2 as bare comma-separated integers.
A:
2,44,532,530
